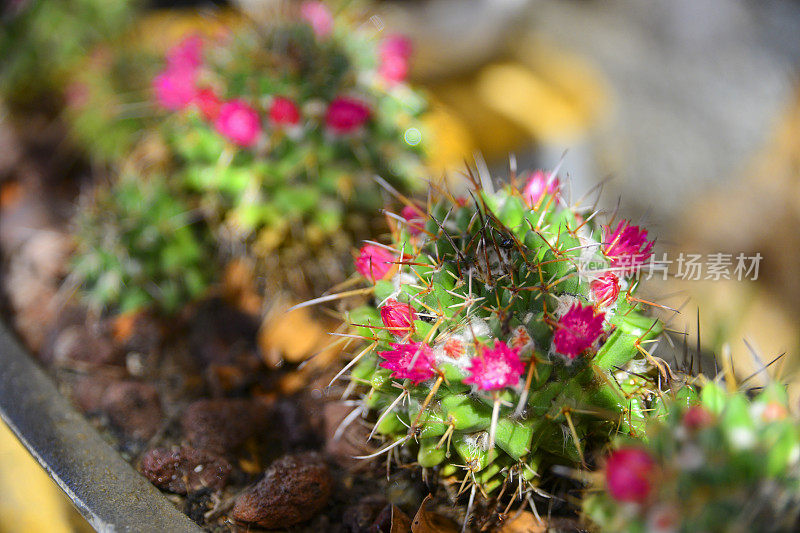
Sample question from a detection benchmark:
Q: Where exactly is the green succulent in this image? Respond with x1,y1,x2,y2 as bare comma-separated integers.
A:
71,175,214,315
585,380,800,532
319,168,666,525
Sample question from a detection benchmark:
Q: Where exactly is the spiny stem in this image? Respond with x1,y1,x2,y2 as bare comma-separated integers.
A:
488,392,500,452
409,374,444,431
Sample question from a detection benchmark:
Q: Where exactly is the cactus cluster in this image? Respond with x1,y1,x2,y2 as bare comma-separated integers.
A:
328,168,666,522
585,381,800,532
151,4,427,293
0,0,140,106
71,175,213,315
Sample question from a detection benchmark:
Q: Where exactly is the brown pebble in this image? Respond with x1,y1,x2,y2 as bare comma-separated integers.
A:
140,447,232,494
180,399,270,455
232,452,333,528
51,324,120,366
100,381,163,441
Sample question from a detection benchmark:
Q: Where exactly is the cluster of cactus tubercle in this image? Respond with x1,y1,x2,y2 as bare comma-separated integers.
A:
150,3,427,277
323,167,668,517
585,381,800,532
70,175,213,315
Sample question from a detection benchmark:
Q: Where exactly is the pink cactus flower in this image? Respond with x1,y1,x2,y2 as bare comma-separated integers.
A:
522,170,560,207
153,67,197,111
300,1,334,38
378,342,436,383
214,100,262,147
355,244,396,282
325,97,371,134
590,272,620,308
463,340,524,391
378,35,413,85
603,220,654,274
682,405,714,430
269,96,301,127
553,303,605,359
380,299,417,335
605,447,656,503
401,205,425,235
166,35,203,71
193,88,221,121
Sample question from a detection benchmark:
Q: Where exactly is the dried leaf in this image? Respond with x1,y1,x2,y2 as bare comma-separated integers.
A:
497,511,546,533
258,303,325,366
221,259,262,315
411,495,458,533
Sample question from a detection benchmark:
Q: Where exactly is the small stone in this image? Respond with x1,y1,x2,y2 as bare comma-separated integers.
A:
232,452,333,529
100,381,163,441
140,447,232,494
51,325,120,366
180,399,270,455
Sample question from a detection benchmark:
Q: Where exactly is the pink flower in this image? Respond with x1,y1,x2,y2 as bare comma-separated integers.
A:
214,100,262,147
300,1,333,38
590,272,620,308
380,299,417,335
522,170,560,207
65,81,90,110
682,405,713,430
553,303,605,359
605,447,656,503
325,97,371,134
355,244,396,282
153,67,197,111
603,220,654,274
378,35,413,85
378,342,436,383
166,35,203,71
463,340,524,391
269,96,301,127
193,88,221,121
401,205,425,235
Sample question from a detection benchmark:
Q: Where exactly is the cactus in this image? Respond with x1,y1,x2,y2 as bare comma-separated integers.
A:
584,380,800,532
71,175,214,315
0,0,141,107
317,167,667,525
150,4,427,294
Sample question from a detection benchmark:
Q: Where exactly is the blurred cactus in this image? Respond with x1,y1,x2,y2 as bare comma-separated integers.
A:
585,381,800,532
150,3,428,294
71,175,214,315
0,0,141,106
321,167,666,524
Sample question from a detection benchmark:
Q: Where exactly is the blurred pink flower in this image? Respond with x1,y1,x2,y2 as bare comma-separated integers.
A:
605,447,656,503
378,35,413,85
553,303,605,359
214,100,262,147
300,1,334,38
269,96,301,126
380,299,417,335
166,35,203,71
355,244,395,282
401,205,425,235
463,340,524,391
193,88,221,121
153,67,197,111
325,97,371,134
378,342,436,383
522,170,560,207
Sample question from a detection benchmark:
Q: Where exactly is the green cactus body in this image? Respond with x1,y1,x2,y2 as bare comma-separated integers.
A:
71,175,213,315
154,13,428,294
585,382,800,532
336,170,666,508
